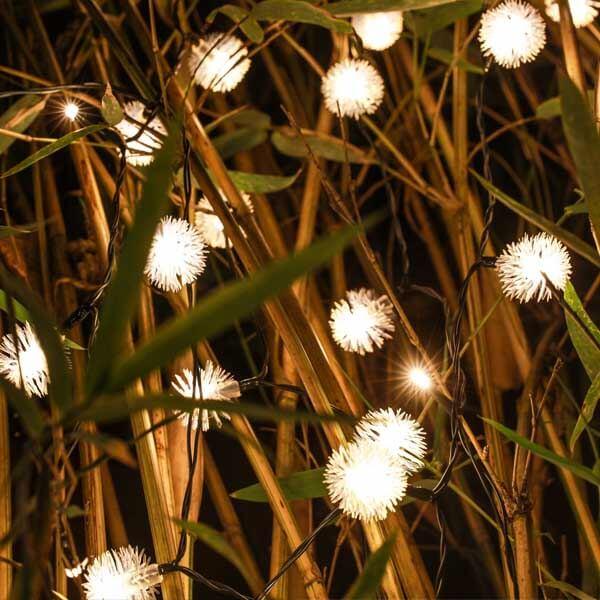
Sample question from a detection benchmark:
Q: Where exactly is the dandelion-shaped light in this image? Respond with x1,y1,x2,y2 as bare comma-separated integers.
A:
114,101,165,167
478,1,546,68
189,33,251,93
321,59,385,119
82,546,162,600
195,191,254,249
496,233,572,303
352,11,404,51
355,408,427,473
0,322,49,398
172,361,241,431
329,288,395,355
324,440,408,521
145,216,207,293
545,0,599,27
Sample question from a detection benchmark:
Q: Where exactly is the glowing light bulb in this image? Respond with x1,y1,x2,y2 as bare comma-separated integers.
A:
496,232,572,303
82,546,162,600
189,33,251,93
545,0,599,27
63,101,80,121
329,288,394,355
478,1,546,69
321,58,385,119
355,408,427,473
407,365,433,393
114,101,165,167
145,216,207,292
0,322,49,398
324,440,408,521
352,11,404,51
195,191,254,249
172,360,241,431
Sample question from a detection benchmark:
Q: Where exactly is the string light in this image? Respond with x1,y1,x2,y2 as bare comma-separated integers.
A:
329,288,394,355
406,364,433,393
545,0,599,27
324,440,408,521
195,191,254,249
189,33,251,93
355,408,427,473
321,58,385,119
63,100,80,122
496,232,572,303
478,1,546,68
145,216,207,293
115,101,165,166
82,546,162,600
0,322,49,398
171,361,241,431
351,11,404,51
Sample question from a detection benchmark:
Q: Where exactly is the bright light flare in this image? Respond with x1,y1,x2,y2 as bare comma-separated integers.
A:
63,101,80,122
352,11,404,51
407,365,433,393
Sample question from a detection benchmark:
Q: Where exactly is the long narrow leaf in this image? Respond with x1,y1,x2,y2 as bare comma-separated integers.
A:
0,95,47,155
252,0,352,32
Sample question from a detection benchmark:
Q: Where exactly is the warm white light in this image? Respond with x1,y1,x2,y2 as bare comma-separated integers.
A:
496,232,572,303
63,101,80,122
355,408,427,473
115,101,165,166
189,33,251,93
545,0,599,27
478,1,546,68
0,322,49,398
407,365,433,393
172,361,241,431
352,11,404,51
82,546,162,600
65,558,89,579
145,216,207,293
324,440,407,521
321,58,385,119
195,191,254,249
329,288,394,355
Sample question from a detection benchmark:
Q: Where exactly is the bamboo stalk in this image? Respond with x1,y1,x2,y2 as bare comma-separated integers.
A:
0,388,11,597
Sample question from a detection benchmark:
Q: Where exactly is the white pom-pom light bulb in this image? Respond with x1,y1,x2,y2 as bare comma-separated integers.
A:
82,545,162,600
189,34,251,93
324,440,407,521
407,365,433,393
329,288,394,355
321,59,385,119
478,1,546,68
355,408,427,473
63,101,80,122
145,216,207,293
545,0,599,27
172,361,241,431
195,191,254,249
0,322,49,398
496,232,572,303
352,11,404,51
115,101,165,167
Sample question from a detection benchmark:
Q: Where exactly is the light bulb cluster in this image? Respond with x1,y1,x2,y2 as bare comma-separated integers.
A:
171,360,241,431
329,288,395,355
82,545,162,600
545,0,599,27
324,408,426,521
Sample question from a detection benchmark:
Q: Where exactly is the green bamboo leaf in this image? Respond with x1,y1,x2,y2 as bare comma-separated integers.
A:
426,47,483,74
328,0,458,16
227,169,300,193
0,291,29,322
570,371,600,453
483,417,600,486
101,221,367,392
345,532,397,600
564,282,600,379
207,4,265,43
0,224,38,239
541,579,596,600
232,467,327,502
73,431,137,468
174,519,251,583
560,76,600,248
205,108,271,135
409,0,482,35
2,124,105,178
0,378,44,438
536,91,593,119
0,95,47,155
212,128,267,160
252,0,352,32
271,129,373,163
471,171,600,268
85,127,177,397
